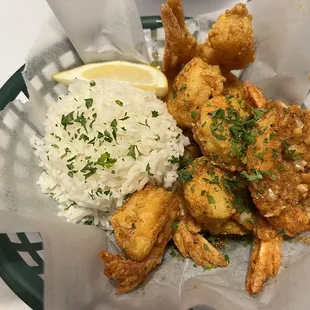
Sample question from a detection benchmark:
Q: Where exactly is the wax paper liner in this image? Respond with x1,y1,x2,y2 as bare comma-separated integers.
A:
1,0,310,309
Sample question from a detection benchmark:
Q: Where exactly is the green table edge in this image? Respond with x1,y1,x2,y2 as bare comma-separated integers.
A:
0,15,167,310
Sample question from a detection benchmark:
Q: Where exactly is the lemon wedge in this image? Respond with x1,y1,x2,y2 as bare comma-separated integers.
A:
52,61,168,97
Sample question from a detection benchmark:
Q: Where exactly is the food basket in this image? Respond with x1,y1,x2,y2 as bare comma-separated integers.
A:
0,16,166,310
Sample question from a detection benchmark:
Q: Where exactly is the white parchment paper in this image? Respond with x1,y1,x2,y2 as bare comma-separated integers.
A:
1,0,310,309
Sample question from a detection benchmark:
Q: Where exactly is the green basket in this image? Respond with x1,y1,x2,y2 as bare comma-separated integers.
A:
0,16,166,310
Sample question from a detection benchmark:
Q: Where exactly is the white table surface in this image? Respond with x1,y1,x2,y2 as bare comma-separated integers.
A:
0,0,235,309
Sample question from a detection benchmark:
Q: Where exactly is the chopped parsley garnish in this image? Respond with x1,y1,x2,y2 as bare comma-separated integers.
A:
201,190,207,196
221,176,240,193
269,132,276,140
278,229,286,235
74,112,88,133
203,175,219,185
240,169,265,182
84,98,93,108
96,187,103,196
282,140,300,161
66,162,74,170
154,134,160,141
176,133,181,139
61,111,74,130
237,99,245,109
233,197,246,213
146,163,153,176
177,168,193,183
89,113,97,129
226,95,234,103
168,155,179,164
151,110,159,118
241,169,276,182
209,107,269,162
173,91,177,99
127,145,142,160
201,122,206,127
206,192,215,204
224,254,230,263
79,134,89,141
138,119,151,129
103,130,113,142
68,171,74,178
89,81,96,87
51,144,59,149
179,84,187,91
204,243,211,252
67,155,77,162
245,218,256,225
115,100,123,107
97,152,117,168
80,162,97,179
272,148,280,158
276,165,285,172
207,236,217,246
84,218,94,225
191,111,197,119
111,119,118,141
132,223,136,229
60,147,71,159
172,221,179,231
119,115,130,121
256,152,264,162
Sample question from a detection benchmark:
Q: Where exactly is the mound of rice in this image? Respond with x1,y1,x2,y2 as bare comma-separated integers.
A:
31,79,188,228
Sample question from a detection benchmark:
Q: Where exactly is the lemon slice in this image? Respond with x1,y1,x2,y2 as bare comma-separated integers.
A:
52,61,168,97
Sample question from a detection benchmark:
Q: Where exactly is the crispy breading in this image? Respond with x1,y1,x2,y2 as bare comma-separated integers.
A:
173,199,228,267
161,1,255,79
165,57,225,129
243,82,267,109
202,219,249,236
198,4,255,71
246,101,310,236
223,72,246,100
161,0,196,79
111,185,181,261
246,236,282,295
99,187,180,294
183,157,236,223
192,95,248,171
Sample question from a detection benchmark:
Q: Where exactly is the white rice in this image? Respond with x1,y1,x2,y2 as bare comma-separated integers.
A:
30,79,188,228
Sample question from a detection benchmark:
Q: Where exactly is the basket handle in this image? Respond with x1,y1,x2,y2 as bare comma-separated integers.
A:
0,65,28,111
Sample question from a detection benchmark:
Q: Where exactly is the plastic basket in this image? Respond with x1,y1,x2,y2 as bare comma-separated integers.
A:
0,16,165,310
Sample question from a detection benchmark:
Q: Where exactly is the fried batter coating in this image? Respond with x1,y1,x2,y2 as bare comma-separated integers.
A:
202,219,249,236
245,101,310,236
100,187,180,294
233,210,277,241
111,185,181,261
244,82,267,109
161,1,255,79
223,72,246,100
183,157,236,223
246,236,282,295
193,95,248,171
173,199,228,267
166,57,225,129
198,4,255,71
161,0,197,78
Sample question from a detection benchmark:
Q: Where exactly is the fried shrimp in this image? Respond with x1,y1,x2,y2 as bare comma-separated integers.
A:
165,57,225,129
245,101,310,236
161,1,255,79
